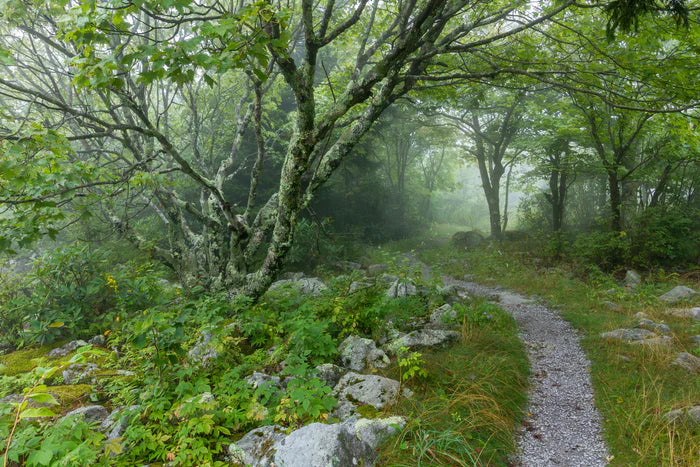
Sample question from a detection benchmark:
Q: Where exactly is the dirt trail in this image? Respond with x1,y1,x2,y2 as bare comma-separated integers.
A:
409,251,610,466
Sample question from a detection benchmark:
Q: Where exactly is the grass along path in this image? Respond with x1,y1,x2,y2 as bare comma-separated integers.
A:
418,240,699,466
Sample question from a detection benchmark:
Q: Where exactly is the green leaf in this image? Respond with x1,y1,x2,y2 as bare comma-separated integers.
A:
19,407,56,419
26,393,59,405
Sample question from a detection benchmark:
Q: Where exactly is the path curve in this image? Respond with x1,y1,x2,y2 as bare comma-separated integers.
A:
403,250,609,466
442,274,610,466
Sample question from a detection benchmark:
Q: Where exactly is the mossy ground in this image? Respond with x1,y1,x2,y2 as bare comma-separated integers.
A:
0,344,55,377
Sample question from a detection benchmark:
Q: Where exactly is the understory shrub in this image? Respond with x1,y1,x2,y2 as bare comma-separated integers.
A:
5,243,170,346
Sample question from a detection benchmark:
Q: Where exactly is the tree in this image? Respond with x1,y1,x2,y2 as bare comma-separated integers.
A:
441,87,526,238
1,1,587,298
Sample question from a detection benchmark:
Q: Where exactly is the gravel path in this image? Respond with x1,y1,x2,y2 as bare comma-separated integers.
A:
443,275,610,466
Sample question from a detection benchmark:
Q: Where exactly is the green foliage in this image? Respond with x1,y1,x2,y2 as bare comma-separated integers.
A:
282,314,336,366
2,244,170,346
286,218,343,269
272,361,337,428
627,206,700,267
397,347,428,383
1,346,104,466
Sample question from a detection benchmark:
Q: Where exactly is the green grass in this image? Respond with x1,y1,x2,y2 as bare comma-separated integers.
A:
377,316,529,466
420,240,699,466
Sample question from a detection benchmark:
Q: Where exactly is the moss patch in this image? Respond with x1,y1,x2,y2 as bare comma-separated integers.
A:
50,384,92,409
0,344,55,376
356,404,381,419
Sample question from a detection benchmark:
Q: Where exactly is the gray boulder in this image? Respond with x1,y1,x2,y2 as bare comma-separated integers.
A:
87,335,106,347
100,405,140,441
269,277,328,296
367,264,388,274
338,336,390,371
245,372,283,390
451,231,484,248
427,304,458,330
600,328,656,341
333,372,412,420
386,279,417,298
228,417,405,467
663,406,700,426
665,307,700,321
279,272,305,281
387,329,460,353
62,363,99,384
636,318,671,335
315,363,346,389
659,286,697,304
378,273,399,284
348,281,372,294
624,269,641,289
672,352,700,375
188,330,218,365
629,336,672,347
62,405,109,424
48,339,89,358
230,425,287,465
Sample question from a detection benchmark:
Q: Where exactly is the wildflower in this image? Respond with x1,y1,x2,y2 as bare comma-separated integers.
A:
105,274,118,293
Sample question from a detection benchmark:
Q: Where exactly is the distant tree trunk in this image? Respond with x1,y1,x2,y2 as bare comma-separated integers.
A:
501,164,513,232
608,171,623,232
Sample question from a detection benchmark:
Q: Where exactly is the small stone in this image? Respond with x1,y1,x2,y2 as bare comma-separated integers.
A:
387,329,460,353
603,301,620,311
314,363,346,389
332,372,412,420
378,273,399,284
636,318,671,335
385,279,417,298
87,335,106,347
629,336,672,347
463,274,475,281
100,405,140,440
600,328,656,341
624,270,641,289
188,330,218,365
664,405,700,426
348,281,372,293
338,335,389,371
665,307,700,321
62,363,99,385
632,312,649,320
427,304,458,330
672,352,700,375
659,286,697,304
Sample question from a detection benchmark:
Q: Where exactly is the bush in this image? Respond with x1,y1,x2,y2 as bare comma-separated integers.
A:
627,206,699,267
5,243,169,346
